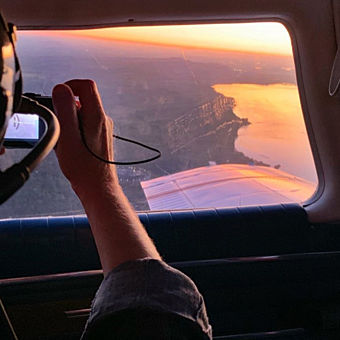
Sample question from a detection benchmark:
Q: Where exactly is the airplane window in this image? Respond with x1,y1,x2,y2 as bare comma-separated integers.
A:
0,23,317,218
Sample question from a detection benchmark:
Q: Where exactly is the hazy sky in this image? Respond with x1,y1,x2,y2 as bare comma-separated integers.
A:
38,23,292,56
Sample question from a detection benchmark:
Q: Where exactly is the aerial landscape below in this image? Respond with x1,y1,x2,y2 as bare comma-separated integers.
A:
0,30,315,217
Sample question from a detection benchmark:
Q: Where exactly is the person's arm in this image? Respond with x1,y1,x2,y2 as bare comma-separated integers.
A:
52,79,160,276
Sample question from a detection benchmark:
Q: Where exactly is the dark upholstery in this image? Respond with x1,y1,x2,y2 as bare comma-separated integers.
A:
0,203,310,279
2,203,340,338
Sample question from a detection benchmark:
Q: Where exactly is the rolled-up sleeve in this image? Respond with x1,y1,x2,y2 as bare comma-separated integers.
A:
81,258,212,339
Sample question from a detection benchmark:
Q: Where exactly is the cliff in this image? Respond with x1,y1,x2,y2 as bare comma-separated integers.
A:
165,94,250,170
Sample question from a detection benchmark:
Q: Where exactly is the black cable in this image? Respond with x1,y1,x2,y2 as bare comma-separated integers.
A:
21,93,160,165
78,118,161,165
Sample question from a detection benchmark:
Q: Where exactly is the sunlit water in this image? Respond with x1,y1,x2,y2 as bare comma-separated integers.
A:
213,83,317,184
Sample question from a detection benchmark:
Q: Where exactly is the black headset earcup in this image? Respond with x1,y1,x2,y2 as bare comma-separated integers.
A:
12,52,22,113
0,89,9,144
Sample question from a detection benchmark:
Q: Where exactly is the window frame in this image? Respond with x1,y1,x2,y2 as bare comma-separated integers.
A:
3,0,338,222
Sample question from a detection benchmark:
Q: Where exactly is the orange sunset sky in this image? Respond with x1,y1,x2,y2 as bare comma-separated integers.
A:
29,22,292,56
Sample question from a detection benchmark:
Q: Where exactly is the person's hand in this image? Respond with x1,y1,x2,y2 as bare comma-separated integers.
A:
54,80,161,272
52,79,118,199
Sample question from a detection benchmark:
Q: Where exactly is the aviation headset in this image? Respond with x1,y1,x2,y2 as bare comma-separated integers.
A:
0,11,60,204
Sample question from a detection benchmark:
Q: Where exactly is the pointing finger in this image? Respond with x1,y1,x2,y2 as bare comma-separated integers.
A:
52,83,81,148
64,79,107,140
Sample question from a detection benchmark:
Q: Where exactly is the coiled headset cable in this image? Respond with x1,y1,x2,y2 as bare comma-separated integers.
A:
78,117,161,165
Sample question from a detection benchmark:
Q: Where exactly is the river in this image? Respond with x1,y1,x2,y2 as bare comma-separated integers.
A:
213,83,317,184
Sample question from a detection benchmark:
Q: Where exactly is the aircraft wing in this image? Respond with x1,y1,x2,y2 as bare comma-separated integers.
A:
141,164,315,210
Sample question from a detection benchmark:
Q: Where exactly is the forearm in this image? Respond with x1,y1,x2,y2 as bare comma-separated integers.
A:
52,80,161,275
77,182,161,276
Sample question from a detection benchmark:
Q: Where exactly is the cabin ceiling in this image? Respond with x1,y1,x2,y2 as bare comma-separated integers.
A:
0,0,329,30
